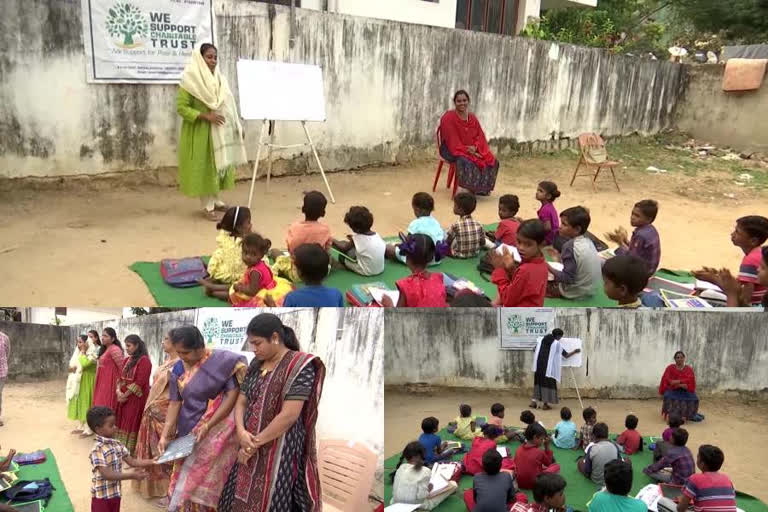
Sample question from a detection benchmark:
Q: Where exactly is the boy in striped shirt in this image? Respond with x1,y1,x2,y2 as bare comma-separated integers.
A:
659,444,736,512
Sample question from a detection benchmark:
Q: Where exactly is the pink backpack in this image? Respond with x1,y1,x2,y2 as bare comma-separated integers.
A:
160,258,208,288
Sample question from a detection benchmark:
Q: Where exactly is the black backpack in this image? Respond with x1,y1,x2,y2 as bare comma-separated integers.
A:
1,478,54,505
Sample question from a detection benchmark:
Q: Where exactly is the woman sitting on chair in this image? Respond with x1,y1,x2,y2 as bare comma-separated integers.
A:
659,351,703,422
439,90,500,196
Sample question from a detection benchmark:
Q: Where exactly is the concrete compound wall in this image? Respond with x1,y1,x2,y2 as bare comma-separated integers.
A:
675,65,768,153
0,321,73,380
384,309,768,398
1,0,687,179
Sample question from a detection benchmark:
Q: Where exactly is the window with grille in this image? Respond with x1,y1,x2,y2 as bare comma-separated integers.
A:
456,0,518,35
55,307,67,316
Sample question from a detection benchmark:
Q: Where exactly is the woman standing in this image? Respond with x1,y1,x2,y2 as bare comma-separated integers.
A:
134,330,181,503
530,329,580,410
158,326,248,512
115,335,152,454
88,329,103,357
177,43,248,221
92,327,124,413
659,351,702,421
66,335,97,436
218,313,326,512
439,90,500,196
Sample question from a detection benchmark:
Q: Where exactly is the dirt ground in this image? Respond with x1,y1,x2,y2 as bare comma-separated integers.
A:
1,139,767,305
2,379,161,512
385,388,768,502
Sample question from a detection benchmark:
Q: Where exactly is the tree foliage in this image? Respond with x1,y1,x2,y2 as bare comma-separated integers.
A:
522,0,768,56
669,0,768,44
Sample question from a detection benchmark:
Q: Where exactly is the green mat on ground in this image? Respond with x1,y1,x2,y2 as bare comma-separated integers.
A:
129,224,695,307
12,448,74,512
383,428,768,512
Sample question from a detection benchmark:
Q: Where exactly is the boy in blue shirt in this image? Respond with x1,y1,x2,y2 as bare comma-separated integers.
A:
553,407,578,449
281,244,344,307
588,459,647,512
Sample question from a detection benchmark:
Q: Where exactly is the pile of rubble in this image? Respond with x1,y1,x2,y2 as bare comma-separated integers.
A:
664,138,768,164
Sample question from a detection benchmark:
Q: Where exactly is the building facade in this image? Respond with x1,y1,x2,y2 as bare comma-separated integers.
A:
298,0,596,34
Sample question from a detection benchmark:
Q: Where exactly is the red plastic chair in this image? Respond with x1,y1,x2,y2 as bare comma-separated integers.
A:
432,126,458,198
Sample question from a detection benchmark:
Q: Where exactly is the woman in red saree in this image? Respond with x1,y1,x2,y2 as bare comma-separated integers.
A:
133,330,180,503
218,313,325,512
439,90,500,196
115,334,152,454
92,327,124,414
659,351,701,421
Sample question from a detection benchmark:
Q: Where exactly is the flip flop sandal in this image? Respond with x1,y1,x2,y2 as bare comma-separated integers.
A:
529,401,538,409
213,203,229,212
203,210,223,222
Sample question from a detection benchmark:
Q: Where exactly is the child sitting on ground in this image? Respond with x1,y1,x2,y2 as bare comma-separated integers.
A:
664,445,737,512
514,423,560,490
536,181,561,247
87,406,154,512
272,190,333,282
616,414,643,454
606,199,661,276
205,233,293,306
490,219,549,307
523,473,569,512
281,244,344,307
488,403,518,443
704,246,768,308
643,427,695,485
520,410,545,429
694,215,768,306
463,424,515,475
553,407,578,449
332,206,386,276
588,460,647,512
548,206,602,300
578,422,623,488
390,441,458,511
449,404,484,440
419,416,461,465
386,233,447,307
386,192,445,265
465,450,522,512
579,407,598,449
200,206,252,289
486,194,521,248
446,192,485,259
654,413,684,459
602,255,650,308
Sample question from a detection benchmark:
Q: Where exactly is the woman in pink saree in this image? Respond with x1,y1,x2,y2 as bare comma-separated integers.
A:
218,313,325,512
158,326,248,512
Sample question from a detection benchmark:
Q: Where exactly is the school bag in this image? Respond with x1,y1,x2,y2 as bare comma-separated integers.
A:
12,451,46,465
160,257,209,288
1,478,54,505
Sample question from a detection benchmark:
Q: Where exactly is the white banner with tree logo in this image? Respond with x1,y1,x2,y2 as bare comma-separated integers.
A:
498,308,556,350
194,307,317,362
81,0,214,83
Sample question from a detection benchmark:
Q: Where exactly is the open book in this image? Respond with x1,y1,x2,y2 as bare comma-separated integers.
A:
429,462,459,496
495,244,521,263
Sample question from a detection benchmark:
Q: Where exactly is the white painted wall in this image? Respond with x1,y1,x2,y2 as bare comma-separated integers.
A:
26,308,123,326
302,0,458,28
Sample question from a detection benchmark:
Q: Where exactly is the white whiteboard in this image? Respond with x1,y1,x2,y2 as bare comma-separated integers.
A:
236,60,326,122
559,338,583,368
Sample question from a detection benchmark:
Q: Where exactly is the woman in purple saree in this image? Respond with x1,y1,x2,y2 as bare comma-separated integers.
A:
158,326,248,512
218,313,326,512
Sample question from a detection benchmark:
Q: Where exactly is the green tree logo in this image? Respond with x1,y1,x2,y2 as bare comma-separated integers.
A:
202,317,221,346
507,315,525,335
106,2,149,47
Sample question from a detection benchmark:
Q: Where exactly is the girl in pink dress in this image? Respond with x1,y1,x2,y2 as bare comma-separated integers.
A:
393,233,448,307
92,327,124,415
536,181,561,247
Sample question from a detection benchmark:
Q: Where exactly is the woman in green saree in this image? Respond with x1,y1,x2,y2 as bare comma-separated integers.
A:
177,43,248,221
66,334,98,436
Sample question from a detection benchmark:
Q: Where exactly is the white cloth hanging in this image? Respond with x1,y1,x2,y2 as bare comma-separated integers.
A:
532,337,563,383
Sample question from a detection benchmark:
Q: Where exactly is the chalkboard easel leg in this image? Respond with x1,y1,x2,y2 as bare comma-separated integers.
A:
248,120,269,209
302,120,335,204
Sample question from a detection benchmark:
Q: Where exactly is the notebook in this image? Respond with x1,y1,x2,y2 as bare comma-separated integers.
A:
496,244,522,262
156,434,196,464
497,446,509,457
